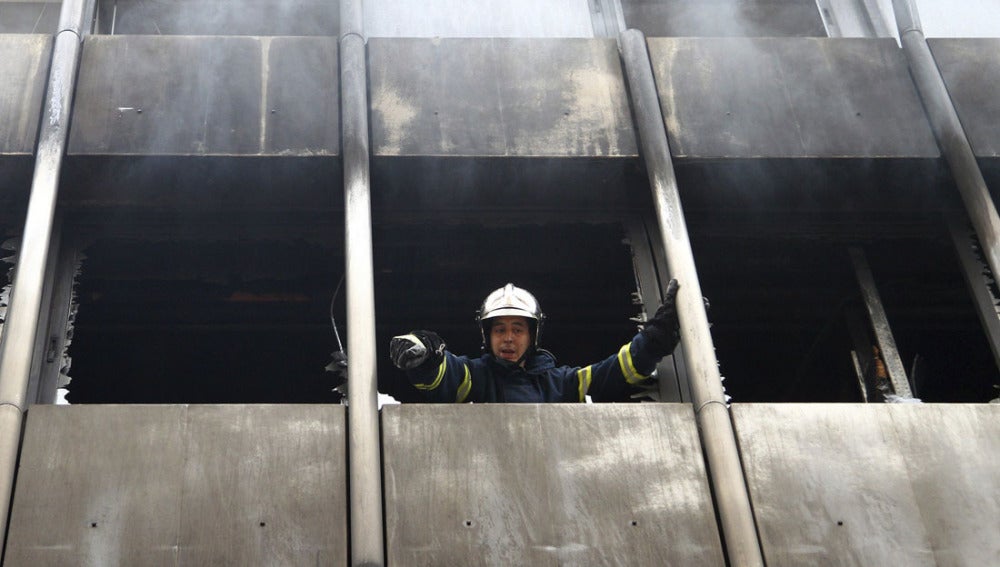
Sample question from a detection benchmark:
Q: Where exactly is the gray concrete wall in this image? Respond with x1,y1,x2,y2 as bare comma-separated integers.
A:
0,3,60,34
369,38,636,158
382,403,725,566
5,405,348,566
69,35,340,157
930,39,1000,158
60,35,341,211
0,34,50,213
648,37,938,159
94,0,338,36
5,403,998,565
733,403,1000,567
0,35,50,156
367,37,642,213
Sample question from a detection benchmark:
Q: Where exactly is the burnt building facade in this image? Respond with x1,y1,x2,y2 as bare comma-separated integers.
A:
0,1,998,565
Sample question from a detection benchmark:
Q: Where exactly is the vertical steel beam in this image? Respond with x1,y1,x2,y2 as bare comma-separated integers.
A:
589,0,626,38
624,219,686,403
891,0,1000,360
27,223,80,406
340,1,384,565
848,247,913,398
859,0,892,36
0,0,93,554
619,30,764,567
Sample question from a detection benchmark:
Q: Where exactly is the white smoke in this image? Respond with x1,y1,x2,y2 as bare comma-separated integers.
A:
365,0,594,38
879,0,1000,38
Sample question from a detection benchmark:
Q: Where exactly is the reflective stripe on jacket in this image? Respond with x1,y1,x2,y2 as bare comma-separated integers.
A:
406,332,660,403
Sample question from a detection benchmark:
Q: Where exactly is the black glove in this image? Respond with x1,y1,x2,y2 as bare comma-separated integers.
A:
641,279,681,357
390,330,446,370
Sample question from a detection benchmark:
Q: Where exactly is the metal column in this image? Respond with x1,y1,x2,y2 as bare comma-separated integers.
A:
0,0,93,554
340,0,384,565
891,0,1000,361
619,30,764,567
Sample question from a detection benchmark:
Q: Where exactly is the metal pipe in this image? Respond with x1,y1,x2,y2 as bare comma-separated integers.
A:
340,0,384,565
619,30,764,567
891,0,1000,319
0,0,93,553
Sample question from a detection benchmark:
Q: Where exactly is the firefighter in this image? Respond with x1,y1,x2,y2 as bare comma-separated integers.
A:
388,280,681,403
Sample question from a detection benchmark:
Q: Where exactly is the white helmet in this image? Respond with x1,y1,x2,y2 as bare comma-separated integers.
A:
476,283,545,349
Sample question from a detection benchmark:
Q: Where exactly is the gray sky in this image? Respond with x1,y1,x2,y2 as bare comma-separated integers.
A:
879,0,1000,37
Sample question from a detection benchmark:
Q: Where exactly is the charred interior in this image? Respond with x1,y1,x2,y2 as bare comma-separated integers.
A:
689,213,998,403
61,219,645,404
3,1,1000,565
2,0,998,407
66,229,344,404
53,210,999,405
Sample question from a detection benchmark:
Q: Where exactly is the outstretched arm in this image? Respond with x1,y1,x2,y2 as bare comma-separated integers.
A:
390,331,477,403
572,279,681,402
638,278,682,359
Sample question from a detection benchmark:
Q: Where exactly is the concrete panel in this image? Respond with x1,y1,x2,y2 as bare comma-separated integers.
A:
623,0,826,37
649,38,939,158
0,35,51,155
6,405,347,566
929,39,1000,158
94,0,338,36
369,38,637,158
382,404,724,566
0,34,50,209
0,3,60,34
69,35,339,157
732,404,1000,567
264,37,340,155
6,405,187,566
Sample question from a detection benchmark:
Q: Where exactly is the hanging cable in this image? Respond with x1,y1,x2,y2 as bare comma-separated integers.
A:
329,273,345,353
326,274,349,399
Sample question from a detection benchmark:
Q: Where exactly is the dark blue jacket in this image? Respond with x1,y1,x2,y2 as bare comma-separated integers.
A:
405,332,661,403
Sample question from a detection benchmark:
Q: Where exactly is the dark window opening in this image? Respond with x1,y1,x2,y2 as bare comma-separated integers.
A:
60,215,999,405
690,215,1000,403
373,222,643,403
864,238,999,403
67,235,344,404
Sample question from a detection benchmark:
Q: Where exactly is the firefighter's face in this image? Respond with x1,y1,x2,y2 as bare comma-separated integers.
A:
490,316,531,364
